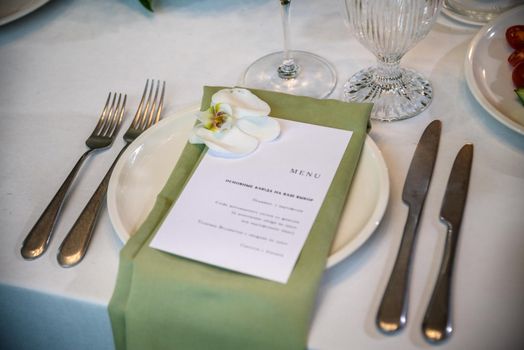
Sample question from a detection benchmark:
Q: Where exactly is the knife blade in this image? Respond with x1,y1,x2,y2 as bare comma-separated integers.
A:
422,143,474,343
376,120,441,334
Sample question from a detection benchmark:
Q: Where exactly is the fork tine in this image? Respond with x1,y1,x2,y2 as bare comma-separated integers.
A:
92,93,112,136
152,81,165,126
145,81,161,129
102,93,120,137
131,79,150,129
106,94,127,138
99,93,119,136
140,80,155,130
116,94,127,133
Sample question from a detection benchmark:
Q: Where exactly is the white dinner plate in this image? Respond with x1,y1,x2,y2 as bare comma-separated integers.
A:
441,7,485,27
464,5,524,135
0,0,49,26
107,106,389,268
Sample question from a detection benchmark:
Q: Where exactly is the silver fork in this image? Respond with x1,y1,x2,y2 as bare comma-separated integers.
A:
21,93,126,260
57,79,166,267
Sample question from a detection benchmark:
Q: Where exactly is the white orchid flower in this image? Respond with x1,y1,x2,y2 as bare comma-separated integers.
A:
189,88,280,157
195,102,233,133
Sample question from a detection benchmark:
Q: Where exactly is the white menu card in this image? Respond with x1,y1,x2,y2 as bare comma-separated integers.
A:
150,118,353,283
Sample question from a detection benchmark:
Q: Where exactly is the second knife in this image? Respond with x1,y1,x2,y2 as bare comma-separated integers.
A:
422,143,474,343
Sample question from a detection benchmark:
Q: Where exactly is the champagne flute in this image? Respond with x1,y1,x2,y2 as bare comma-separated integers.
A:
240,0,337,98
343,0,443,121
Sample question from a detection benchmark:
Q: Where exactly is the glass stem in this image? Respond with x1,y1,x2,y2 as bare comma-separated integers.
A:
278,0,299,79
374,57,403,87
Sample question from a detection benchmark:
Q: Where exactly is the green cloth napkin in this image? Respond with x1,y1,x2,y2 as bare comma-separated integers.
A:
108,87,372,350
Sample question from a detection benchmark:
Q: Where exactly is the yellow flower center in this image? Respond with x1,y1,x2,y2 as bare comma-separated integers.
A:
213,111,227,129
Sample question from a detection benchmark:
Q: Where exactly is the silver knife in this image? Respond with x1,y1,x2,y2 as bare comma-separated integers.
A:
376,120,441,334
422,143,474,343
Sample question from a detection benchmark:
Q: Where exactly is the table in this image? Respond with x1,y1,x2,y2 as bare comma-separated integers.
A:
1,0,523,349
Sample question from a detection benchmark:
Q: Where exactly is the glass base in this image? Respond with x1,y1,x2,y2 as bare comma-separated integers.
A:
343,66,433,122
240,50,337,99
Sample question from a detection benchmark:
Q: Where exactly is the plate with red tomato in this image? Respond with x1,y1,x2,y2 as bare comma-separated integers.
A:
465,5,524,135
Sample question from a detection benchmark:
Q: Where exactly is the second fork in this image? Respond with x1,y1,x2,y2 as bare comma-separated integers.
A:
57,79,166,267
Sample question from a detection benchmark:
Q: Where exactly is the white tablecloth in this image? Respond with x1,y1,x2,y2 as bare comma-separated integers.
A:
1,0,523,349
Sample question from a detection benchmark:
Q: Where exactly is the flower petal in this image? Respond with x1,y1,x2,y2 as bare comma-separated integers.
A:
188,129,203,144
192,125,259,158
196,108,214,128
236,116,280,142
212,88,270,118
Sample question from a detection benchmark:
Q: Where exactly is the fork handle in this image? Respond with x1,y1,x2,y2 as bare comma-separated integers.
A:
21,150,92,260
57,145,128,267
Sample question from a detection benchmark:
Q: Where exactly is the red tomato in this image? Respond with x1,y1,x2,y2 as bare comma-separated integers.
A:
508,48,524,67
513,62,524,88
506,25,524,49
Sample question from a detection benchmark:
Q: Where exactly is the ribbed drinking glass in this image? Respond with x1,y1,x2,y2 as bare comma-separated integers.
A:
343,0,443,121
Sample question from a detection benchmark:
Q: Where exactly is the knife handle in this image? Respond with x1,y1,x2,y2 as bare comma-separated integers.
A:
422,224,458,343
376,207,421,333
